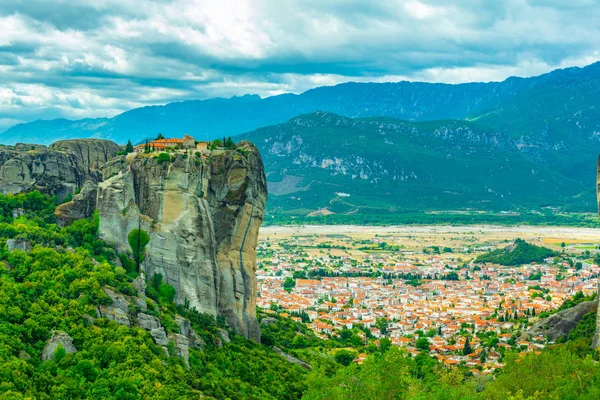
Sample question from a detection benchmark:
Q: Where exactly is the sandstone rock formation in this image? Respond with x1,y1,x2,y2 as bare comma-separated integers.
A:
592,283,600,349
527,300,597,342
42,331,77,361
97,287,132,327
6,238,32,252
50,139,120,170
97,141,267,341
273,346,312,370
594,156,600,349
96,282,204,367
0,139,119,200
55,180,98,226
0,148,96,199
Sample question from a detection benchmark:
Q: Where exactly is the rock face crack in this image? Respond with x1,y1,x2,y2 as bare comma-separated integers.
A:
239,202,255,325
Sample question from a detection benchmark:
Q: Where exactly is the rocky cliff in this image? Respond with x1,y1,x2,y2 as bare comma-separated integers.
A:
97,141,267,341
527,300,598,342
592,281,600,349
0,139,119,200
49,139,121,171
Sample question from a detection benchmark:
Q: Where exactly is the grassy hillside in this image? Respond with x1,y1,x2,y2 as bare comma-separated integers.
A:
475,239,558,266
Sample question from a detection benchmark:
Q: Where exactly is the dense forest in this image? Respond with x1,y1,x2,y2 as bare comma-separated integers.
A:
0,191,599,399
0,192,315,399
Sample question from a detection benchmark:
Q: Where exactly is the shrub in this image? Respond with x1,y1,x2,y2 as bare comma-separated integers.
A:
334,349,357,366
53,343,67,362
157,152,170,164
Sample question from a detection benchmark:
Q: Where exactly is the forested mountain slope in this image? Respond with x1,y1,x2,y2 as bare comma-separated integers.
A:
237,112,595,220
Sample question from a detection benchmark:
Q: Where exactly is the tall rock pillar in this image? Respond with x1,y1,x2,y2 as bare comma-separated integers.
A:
98,141,267,341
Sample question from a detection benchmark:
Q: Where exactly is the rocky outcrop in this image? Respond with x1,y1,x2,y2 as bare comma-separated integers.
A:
97,141,267,341
168,333,191,368
55,180,98,226
594,158,600,349
49,139,121,170
260,317,278,326
101,156,128,180
0,146,18,167
273,347,311,370
42,331,77,361
7,238,32,252
592,290,600,349
175,315,206,349
95,283,202,367
527,300,597,342
0,148,97,199
138,313,161,330
0,139,119,200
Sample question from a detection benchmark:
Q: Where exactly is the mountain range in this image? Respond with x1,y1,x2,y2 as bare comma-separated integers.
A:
3,62,600,146
3,61,600,217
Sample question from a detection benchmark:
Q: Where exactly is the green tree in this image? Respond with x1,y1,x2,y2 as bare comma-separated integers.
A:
126,139,134,153
462,336,473,355
334,349,356,366
283,277,296,293
128,228,150,271
53,343,67,362
375,317,389,335
479,349,487,363
379,337,392,353
416,337,430,351
157,152,170,164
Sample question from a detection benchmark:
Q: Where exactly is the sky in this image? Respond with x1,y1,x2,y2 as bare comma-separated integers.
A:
1,0,600,132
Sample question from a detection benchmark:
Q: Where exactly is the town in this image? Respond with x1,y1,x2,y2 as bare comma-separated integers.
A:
256,225,600,374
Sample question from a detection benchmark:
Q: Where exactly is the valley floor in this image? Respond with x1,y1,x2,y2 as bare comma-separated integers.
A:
260,224,600,240
257,224,600,373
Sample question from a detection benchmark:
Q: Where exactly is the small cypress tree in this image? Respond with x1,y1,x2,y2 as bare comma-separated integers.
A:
128,229,150,271
479,349,487,363
126,139,134,153
462,336,472,355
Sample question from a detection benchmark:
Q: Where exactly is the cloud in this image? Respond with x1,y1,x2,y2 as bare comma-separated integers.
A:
1,0,600,130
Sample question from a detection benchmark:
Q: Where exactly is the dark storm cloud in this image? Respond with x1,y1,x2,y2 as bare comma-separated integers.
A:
1,0,600,132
